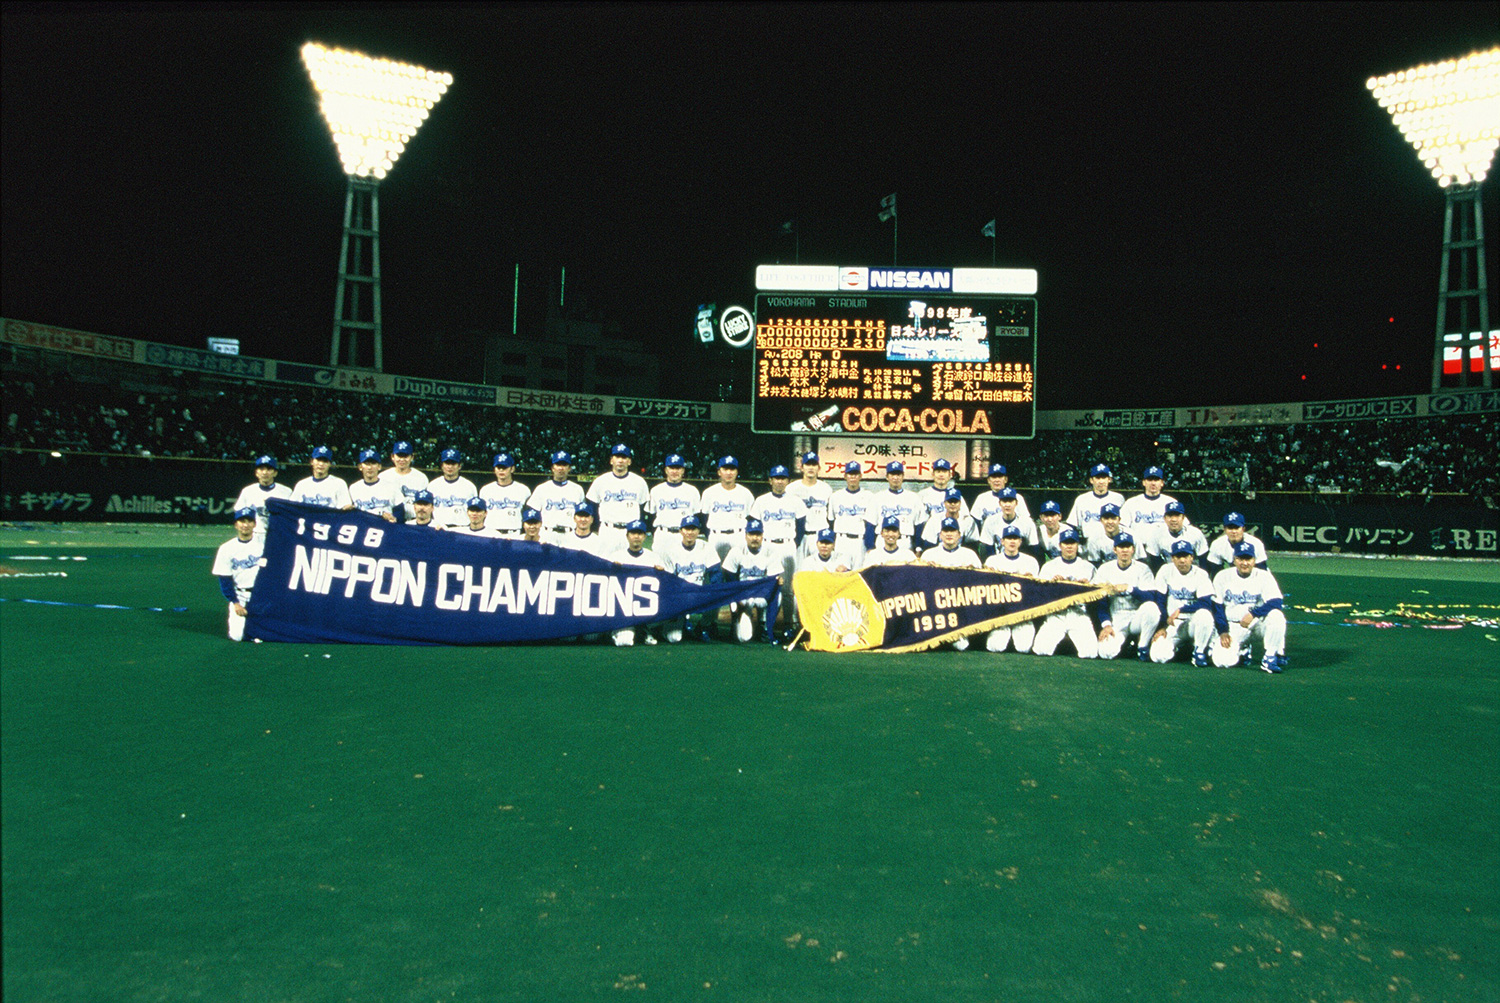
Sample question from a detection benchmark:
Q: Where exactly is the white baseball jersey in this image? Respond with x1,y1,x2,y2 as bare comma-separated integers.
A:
528,478,586,533
647,480,702,532
799,551,847,573
918,511,977,550
1212,566,1283,621
750,490,804,544
1039,554,1096,585
786,478,833,537
924,544,981,568
984,550,1040,576
378,466,429,520
348,477,405,519
658,536,714,584
982,511,1039,549
290,474,352,510
1036,522,1079,562
558,531,606,557
211,535,263,604
610,546,661,569
1154,562,1217,616
232,482,292,540
700,482,756,533
1208,533,1269,569
1082,522,1127,565
587,471,650,528
1092,557,1158,623
917,483,972,522
426,475,478,528
1147,523,1209,563
722,543,778,581
1120,492,1181,541
449,523,503,540
826,487,872,539
479,480,532,534
862,544,917,568
1066,490,1126,531
865,488,927,540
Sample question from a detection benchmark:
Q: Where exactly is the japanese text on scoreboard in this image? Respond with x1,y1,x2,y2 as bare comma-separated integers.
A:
752,265,1038,439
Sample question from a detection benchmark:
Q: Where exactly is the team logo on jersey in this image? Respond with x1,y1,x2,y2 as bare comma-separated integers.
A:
822,596,872,649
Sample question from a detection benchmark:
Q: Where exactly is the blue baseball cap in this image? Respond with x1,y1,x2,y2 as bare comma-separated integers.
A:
610,443,633,458
574,502,593,516
933,458,952,471
551,451,573,466
1114,532,1136,548
1170,540,1195,557
392,441,414,456
1040,500,1062,515
1089,463,1112,478
1223,512,1246,528
522,507,542,523
626,519,649,533
679,514,701,530
886,461,905,474
945,486,964,502
1143,466,1165,480
718,455,739,469
988,463,1008,477
310,445,333,461
998,487,1018,501
1100,503,1121,518
664,453,686,468
233,506,257,521
1165,500,1187,516
769,464,791,479
412,490,435,504
357,448,380,464
940,517,960,532
254,454,278,469
1001,525,1024,539
1232,541,1257,559
881,516,902,531
466,497,487,511
801,451,819,465
1058,528,1081,544
817,528,837,543
745,518,764,534
440,448,463,464
844,461,862,474
492,452,515,468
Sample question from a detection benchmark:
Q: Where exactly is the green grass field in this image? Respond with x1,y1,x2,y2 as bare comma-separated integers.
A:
3,524,1497,1002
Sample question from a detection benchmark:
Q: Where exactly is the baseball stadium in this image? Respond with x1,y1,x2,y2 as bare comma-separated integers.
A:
4,7,1498,1003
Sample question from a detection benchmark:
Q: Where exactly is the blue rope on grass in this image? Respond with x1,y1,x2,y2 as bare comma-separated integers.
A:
0,598,188,612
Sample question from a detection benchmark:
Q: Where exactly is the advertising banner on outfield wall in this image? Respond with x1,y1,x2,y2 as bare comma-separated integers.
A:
813,438,968,480
1232,502,1498,557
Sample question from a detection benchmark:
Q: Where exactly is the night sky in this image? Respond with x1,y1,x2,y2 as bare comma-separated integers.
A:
3,2,1496,409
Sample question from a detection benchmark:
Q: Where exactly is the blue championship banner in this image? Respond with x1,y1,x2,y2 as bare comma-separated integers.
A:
247,500,778,645
794,564,1115,653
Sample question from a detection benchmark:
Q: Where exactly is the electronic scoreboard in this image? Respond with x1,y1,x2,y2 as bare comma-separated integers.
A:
752,264,1037,438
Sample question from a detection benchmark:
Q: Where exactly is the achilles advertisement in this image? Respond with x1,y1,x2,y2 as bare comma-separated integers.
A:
247,500,778,645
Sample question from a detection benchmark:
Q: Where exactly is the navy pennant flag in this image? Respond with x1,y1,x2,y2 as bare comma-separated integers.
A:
794,564,1115,653
247,500,778,645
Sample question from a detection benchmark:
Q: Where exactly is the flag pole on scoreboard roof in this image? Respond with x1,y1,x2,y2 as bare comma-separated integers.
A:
780,220,799,264
983,219,996,265
879,193,897,265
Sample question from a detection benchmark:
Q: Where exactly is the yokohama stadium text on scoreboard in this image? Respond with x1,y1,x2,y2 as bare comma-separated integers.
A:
752,265,1038,439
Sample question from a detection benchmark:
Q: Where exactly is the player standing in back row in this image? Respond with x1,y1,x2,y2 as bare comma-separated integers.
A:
786,451,832,558
528,451,586,541
1067,463,1125,533
701,455,755,561
587,443,650,554
378,440,428,521
647,453,701,538
479,452,531,538
233,454,292,542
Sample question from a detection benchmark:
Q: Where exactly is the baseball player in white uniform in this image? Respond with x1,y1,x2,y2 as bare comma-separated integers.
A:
700,455,755,561
1034,500,1076,564
826,461,874,568
479,452,531,538
1207,512,1270,571
1031,528,1099,658
348,448,405,521
212,506,264,641
520,507,545,543
426,448,478,528
407,490,441,528
290,446,354,510
658,515,716,643
528,451,586,541
377,440,428,521
448,497,503,539
984,525,1042,653
979,487,1038,554
917,458,971,524
751,464,804,633
799,529,850,573
923,517,982,650
862,516,917,567
647,453,701,538
588,444,651,554
866,461,927,551
786,451,833,558
559,502,606,557
1149,540,1229,665
721,518,782,643
917,487,976,554
609,519,665,647
1082,503,1127,565
1091,532,1162,661
1146,501,1209,571
1119,466,1180,545
233,454,293,542
1212,540,1287,672
1067,463,1126,533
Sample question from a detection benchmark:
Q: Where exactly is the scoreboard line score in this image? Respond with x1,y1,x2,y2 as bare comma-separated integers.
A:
752,264,1038,439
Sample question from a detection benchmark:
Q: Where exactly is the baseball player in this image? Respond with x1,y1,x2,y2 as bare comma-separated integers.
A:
923,517,981,568
559,502,605,557
408,489,440,528
378,440,428,520
1212,540,1288,672
647,453,701,538
979,486,1038,554
211,506,264,641
348,448,405,521
1145,500,1209,571
1034,500,1077,564
700,455,756,561
290,446,353,510
863,516,917,567
826,461,874,567
1149,539,1229,665
1066,463,1125,533
1207,512,1270,571
866,461,927,551
520,507,545,543
527,451,586,541
657,515,716,643
917,487,977,554
232,454,292,542
609,519,664,647
479,452,531,538
587,443,651,554
1091,532,1162,661
917,458,971,524
799,528,850,572
1031,528,1099,658
427,448,478,528
1082,503,1126,565
721,518,782,643
449,497,503,539
1119,466,1181,544
786,451,832,558
984,525,1042,653
750,464,804,633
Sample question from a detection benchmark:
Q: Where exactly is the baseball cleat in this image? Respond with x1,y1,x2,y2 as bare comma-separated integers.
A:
1192,649,1209,667
1136,644,1150,661
1260,656,1282,674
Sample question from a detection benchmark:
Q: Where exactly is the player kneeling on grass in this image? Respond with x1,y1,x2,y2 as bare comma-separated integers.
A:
212,507,264,641
721,518,782,643
1091,532,1162,661
923,517,982,651
658,515,715,642
984,525,1040,652
1212,541,1288,672
1149,540,1229,665
1031,527,1100,658
609,520,665,646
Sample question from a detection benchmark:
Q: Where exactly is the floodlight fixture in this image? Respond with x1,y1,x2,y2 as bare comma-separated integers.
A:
301,42,452,370
1368,46,1499,391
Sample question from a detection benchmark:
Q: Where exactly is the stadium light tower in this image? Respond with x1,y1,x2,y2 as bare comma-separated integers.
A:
302,42,452,370
1368,46,1500,392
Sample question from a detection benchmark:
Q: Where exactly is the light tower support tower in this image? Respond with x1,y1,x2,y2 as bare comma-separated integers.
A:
301,42,451,370
1369,47,1499,392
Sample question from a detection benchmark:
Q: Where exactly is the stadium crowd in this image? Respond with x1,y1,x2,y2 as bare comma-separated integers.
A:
4,364,1497,502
